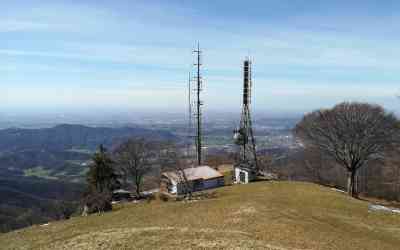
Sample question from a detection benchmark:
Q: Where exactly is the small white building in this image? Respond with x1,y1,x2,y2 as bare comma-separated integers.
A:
234,165,257,184
161,166,224,195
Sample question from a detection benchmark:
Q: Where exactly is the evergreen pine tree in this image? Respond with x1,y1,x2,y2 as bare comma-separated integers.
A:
86,144,120,193
82,145,120,214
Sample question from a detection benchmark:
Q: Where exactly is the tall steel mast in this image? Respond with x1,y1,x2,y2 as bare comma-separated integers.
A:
234,58,258,172
187,72,193,158
193,43,203,166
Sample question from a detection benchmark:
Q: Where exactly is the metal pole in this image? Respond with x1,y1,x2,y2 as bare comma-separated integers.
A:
194,43,202,166
187,72,192,158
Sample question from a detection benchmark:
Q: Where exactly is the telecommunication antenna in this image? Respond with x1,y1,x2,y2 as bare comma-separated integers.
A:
186,72,193,158
193,43,203,166
233,58,258,173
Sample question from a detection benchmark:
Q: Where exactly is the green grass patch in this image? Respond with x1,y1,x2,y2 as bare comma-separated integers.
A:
65,148,93,154
23,167,58,180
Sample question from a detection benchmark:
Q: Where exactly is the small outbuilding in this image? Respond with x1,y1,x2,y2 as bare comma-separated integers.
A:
160,166,224,195
234,165,257,184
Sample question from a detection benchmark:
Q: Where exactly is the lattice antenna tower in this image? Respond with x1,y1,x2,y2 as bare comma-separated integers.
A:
234,58,258,172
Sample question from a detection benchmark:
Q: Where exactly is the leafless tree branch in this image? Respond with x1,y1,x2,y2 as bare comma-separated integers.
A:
295,102,400,197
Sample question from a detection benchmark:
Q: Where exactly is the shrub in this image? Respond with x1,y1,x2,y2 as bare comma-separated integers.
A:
81,190,112,215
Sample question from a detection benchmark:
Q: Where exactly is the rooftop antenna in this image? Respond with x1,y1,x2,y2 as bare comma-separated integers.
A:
193,42,203,166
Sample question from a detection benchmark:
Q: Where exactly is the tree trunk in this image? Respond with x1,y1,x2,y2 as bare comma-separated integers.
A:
347,170,357,197
397,165,400,202
135,176,141,198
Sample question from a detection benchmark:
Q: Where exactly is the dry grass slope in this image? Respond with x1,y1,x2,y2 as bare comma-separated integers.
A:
1,181,400,250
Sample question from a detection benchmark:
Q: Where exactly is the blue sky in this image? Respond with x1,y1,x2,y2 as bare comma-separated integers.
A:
2,0,400,115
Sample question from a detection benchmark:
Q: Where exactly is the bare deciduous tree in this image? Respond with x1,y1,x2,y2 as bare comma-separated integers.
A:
114,139,155,198
295,102,399,197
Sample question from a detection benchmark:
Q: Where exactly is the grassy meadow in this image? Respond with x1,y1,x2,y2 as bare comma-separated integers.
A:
1,181,400,249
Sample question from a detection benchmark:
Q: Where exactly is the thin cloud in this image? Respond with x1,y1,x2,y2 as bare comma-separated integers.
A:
1,1,400,113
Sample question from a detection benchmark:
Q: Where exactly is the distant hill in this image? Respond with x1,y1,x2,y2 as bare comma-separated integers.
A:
0,124,178,233
0,123,178,179
0,124,177,152
2,182,400,250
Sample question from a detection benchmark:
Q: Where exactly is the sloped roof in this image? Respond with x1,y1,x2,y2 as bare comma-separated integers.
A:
162,166,223,183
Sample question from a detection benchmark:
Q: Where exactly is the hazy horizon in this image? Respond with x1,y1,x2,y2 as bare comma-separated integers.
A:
2,1,400,115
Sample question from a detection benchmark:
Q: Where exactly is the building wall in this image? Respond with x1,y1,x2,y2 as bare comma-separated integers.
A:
175,177,224,195
235,168,247,183
176,181,191,195
203,177,224,190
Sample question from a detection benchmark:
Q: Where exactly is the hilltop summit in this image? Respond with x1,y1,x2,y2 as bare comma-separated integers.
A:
2,182,400,250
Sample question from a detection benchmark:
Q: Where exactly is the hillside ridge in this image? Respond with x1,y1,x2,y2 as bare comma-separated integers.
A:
2,181,400,250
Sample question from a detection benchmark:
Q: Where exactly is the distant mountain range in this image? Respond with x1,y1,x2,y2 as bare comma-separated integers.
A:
0,124,177,152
